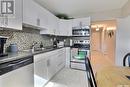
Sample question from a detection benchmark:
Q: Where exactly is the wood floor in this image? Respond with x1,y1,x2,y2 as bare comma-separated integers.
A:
90,51,115,74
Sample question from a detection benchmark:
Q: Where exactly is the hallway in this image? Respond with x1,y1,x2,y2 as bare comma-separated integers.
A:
91,20,116,74
91,51,115,74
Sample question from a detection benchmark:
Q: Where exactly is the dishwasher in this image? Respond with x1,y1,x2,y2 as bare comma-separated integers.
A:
0,55,34,87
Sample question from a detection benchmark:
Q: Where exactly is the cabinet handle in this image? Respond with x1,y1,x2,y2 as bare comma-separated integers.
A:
47,59,50,66
5,16,8,26
1,15,5,27
37,18,40,26
1,17,4,27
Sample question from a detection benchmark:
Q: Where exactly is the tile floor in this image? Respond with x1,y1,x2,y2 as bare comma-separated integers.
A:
44,68,88,87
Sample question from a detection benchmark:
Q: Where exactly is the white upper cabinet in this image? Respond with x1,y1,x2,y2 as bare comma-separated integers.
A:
59,19,72,36
23,0,37,26
40,11,59,35
23,0,41,28
72,17,91,27
23,0,59,34
0,0,22,30
54,19,60,35
23,0,52,30
37,7,49,30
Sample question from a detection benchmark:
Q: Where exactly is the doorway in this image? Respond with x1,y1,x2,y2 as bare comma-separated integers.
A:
90,20,116,73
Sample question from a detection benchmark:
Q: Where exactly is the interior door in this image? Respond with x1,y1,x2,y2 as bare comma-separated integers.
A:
91,31,101,51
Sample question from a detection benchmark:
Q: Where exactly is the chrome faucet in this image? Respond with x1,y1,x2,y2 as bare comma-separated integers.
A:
30,41,37,52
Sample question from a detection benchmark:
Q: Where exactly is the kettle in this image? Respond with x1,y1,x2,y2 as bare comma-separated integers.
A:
9,43,18,53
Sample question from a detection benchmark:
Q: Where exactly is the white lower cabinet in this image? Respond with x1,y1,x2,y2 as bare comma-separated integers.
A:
56,49,66,72
47,55,57,80
34,48,66,87
34,54,48,87
47,48,66,79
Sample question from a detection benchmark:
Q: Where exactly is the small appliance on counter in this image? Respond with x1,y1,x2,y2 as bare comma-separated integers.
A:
0,36,8,57
53,38,58,48
9,43,18,53
57,41,64,48
72,26,90,36
70,39,73,46
53,38,65,48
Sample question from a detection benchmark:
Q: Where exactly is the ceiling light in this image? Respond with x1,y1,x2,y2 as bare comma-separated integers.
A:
96,26,99,31
107,27,116,30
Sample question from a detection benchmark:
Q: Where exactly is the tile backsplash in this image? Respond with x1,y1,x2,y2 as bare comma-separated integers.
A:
0,27,53,51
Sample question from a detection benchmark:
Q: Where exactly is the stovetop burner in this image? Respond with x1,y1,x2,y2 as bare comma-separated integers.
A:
0,53,8,57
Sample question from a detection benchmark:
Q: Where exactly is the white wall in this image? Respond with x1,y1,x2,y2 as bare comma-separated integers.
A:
116,15,130,66
122,0,130,17
105,30,116,63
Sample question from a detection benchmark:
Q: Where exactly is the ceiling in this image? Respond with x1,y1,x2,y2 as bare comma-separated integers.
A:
35,0,128,18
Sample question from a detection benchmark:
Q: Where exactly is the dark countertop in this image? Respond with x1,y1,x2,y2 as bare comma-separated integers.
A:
0,46,70,64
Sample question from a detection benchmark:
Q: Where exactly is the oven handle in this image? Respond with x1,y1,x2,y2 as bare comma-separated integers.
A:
7,58,31,67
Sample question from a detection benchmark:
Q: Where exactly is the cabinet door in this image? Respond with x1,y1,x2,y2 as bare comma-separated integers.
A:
61,48,66,65
38,7,48,29
54,18,60,35
72,17,91,27
56,49,66,72
40,12,59,35
2,0,22,30
59,19,67,36
34,59,48,87
59,19,72,36
34,59,48,80
23,0,38,27
34,54,48,87
47,55,57,80
66,20,72,36
53,17,59,35
47,12,57,34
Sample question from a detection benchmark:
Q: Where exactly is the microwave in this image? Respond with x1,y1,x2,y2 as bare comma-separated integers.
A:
72,26,90,36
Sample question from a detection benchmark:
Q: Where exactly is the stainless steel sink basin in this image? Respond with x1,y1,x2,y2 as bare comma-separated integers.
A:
22,48,45,53
21,46,56,54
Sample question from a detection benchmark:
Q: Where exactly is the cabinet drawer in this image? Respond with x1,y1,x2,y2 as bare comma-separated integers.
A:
34,54,47,62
